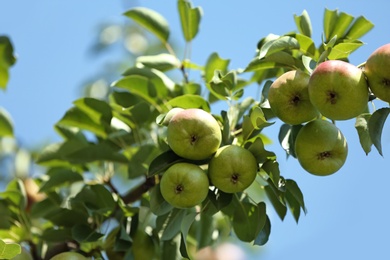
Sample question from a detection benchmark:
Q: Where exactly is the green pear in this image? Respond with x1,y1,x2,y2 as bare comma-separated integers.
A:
167,108,222,160
308,60,369,120
268,70,319,125
364,43,390,103
295,119,348,176
160,162,209,208
208,145,258,193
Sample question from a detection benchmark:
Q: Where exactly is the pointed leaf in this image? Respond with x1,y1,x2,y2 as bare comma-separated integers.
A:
329,11,354,40
345,16,374,39
180,212,197,259
136,53,180,71
323,9,338,41
161,209,187,241
39,168,83,192
0,108,13,137
124,7,170,43
0,239,21,259
148,150,183,177
167,94,210,112
178,0,202,41
72,224,104,243
368,108,390,156
355,113,372,155
0,36,17,90
328,41,364,60
258,36,300,59
204,52,230,84
294,10,312,37
150,184,174,216
254,215,271,246
233,201,266,242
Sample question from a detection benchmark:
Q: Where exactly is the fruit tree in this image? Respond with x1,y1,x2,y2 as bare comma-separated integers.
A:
1,1,389,259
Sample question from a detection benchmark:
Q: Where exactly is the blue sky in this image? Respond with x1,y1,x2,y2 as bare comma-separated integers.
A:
1,1,390,260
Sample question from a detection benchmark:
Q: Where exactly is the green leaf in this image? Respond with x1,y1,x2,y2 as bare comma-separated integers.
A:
294,34,316,57
323,9,339,41
45,208,88,227
355,113,373,155
30,197,61,219
261,160,280,186
368,108,390,156
0,108,13,137
345,16,374,39
329,11,354,40
328,41,364,60
39,168,83,192
148,150,183,177
245,51,297,72
204,52,230,84
136,53,180,71
246,137,276,164
233,201,266,242
250,106,274,130
71,184,116,216
160,209,187,241
122,67,175,92
278,124,303,158
0,239,21,259
150,184,174,216
264,185,287,220
56,98,114,138
0,179,27,210
302,55,316,74
167,94,211,112
41,228,72,243
178,0,202,42
286,179,307,213
254,215,271,246
72,224,104,243
112,75,164,106
124,7,170,43
258,36,300,59
294,10,312,37
180,212,197,259
0,36,17,90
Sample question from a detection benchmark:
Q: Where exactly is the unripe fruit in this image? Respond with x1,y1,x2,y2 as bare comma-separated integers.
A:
268,70,319,125
167,108,222,160
160,162,209,208
364,43,390,103
308,60,369,120
295,119,348,176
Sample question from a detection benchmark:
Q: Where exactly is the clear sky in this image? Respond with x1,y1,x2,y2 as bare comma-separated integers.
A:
1,1,390,260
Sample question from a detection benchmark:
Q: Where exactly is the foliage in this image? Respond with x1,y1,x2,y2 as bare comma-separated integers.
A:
0,1,388,259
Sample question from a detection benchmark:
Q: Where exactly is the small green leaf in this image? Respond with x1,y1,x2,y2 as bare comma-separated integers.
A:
254,215,271,246
250,106,274,130
0,36,17,90
294,33,316,57
167,94,211,112
264,185,287,221
246,137,276,164
258,36,300,59
294,10,312,37
160,209,187,241
355,113,373,155
286,179,307,214
41,228,73,243
368,108,390,156
150,184,174,216
45,208,88,227
180,212,197,259
178,0,202,42
329,11,354,40
124,7,170,43
261,160,280,186
302,55,316,74
72,224,104,243
0,108,13,137
245,52,297,72
136,53,180,71
204,52,230,84
148,150,183,177
345,16,374,40
233,201,266,242
323,9,339,41
0,179,27,210
39,168,83,192
0,239,21,259
328,41,364,60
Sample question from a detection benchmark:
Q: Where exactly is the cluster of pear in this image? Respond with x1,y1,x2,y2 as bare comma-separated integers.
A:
268,43,390,176
159,108,258,209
